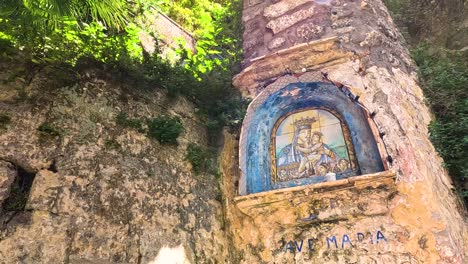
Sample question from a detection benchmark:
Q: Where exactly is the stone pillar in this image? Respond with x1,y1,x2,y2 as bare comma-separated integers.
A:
225,0,467,263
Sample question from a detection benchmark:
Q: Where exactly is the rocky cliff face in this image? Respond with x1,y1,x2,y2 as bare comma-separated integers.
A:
0,59,233,263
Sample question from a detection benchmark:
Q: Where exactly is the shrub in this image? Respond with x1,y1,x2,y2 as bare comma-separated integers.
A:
116,112,144,132
37,122,61,137
0,112,11,129
105,138,121,150
147,116,184,145
412,44,468,203
186,143,212,174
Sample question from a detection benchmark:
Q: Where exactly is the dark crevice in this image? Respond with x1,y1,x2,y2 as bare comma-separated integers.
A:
49,159,58,173
2,165,36,212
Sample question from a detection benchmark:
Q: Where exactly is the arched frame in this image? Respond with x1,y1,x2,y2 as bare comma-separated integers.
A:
239,81,385,195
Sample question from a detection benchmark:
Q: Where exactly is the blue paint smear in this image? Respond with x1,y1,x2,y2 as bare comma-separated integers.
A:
242,82,384,195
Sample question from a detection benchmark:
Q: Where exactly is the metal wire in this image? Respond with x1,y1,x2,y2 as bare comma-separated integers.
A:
320,71,394,168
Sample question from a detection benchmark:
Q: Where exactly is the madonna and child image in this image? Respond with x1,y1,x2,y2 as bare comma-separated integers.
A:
274,109,357,183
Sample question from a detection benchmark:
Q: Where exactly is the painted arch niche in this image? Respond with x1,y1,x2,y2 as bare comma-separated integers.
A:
272,108,358,183
240,82,385,195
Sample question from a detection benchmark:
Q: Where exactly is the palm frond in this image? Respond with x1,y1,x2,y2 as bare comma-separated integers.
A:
1,0,130,31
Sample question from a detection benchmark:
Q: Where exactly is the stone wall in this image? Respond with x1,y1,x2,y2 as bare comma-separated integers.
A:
0,59,232,263
227,0,467,263
241,0,412,72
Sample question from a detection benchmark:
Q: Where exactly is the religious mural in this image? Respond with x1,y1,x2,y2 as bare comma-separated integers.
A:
272,109,357,183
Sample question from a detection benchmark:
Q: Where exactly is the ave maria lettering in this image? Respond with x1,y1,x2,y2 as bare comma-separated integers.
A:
283,230,387,253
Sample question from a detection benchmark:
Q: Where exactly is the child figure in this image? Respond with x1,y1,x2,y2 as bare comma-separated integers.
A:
296,131,337,177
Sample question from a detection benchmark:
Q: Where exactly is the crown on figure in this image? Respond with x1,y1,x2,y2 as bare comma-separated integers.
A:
292,117,316,129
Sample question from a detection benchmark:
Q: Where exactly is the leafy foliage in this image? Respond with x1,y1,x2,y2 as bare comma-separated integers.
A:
147,116,184,145
186,143,216,174
384,0,466,45
116,112,185,145
116,112,145,132
105,138,121,150
37,122,61,137
0,112,11,129
0,0,245,143
412,44,468,200
168,0,242,77
0,0,140,64
1,0,129,30
385,0,468,206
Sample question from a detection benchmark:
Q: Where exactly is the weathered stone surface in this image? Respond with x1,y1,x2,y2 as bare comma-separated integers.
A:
0,160,16,204
360,30,384,47
333,26,355,34
239,0,415,71
246,0,263,8
331,18,352,29
263,0,312,19
233,37,352,96
234,171,396,219
26,170,67,212
242,2,266,22
244,19,262,34
0,61,234,263
266,6,315,34
331,7,353,21
267,37,286,50
0,211,70,263
243,37,264,53
296,23,324,41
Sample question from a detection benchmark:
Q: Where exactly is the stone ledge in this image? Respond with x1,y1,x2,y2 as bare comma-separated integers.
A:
233,36,353,97
234,170,396,222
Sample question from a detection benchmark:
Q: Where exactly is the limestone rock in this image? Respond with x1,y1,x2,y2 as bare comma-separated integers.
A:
268,37,286,50
246,0,263,8
334,26,355,34
361,0,369,8
331,18,352,29
0,60,233,263
0,160,16,204
296,23,324,41
0,211,70,263
242,3,265,22
263,0,312,19
266,6,316,34
360,30,383,47
26,170,63,212
331,7,354,21
244,37,263,53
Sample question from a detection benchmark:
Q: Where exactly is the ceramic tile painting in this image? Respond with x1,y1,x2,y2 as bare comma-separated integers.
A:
272,109,356,183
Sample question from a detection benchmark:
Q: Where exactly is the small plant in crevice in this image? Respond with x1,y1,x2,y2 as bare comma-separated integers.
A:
147,116,184,145
37,122,61,137
115,112,145,132
146,170,155,178
186,143,215,174
104,138,121,150
0,112,11,129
